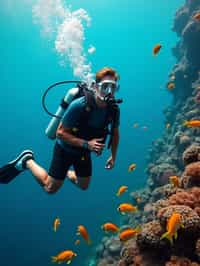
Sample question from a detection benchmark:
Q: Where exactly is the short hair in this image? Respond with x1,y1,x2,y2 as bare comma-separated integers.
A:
95,67,120,83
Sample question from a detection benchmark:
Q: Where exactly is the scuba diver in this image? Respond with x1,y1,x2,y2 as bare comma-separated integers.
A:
0,67,121,193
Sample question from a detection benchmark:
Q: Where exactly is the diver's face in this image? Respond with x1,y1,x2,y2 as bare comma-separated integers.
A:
96,75,118,100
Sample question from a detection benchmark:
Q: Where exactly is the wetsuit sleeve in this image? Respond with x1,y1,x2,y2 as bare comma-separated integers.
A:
113,108,120,128
61,98,84,128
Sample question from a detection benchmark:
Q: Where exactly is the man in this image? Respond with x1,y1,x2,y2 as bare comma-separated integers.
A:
0,67,120,193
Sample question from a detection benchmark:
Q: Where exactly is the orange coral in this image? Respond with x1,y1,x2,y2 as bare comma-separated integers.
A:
185,162,200,178
167,187,200,211
165,255,200,266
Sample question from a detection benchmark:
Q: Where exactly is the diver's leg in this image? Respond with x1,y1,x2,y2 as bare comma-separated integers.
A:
26,159,64,193
25,142,71,193
67,152,92,190
67,170,91,190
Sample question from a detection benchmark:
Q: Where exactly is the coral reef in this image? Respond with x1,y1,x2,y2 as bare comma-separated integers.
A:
93,1,200,265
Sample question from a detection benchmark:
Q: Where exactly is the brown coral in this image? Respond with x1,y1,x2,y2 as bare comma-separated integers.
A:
165,255,200,266
196,239,200,261
136,221,165,249
181,162,200,188
120,239,165,266
157,205,200,232
182,145,200,166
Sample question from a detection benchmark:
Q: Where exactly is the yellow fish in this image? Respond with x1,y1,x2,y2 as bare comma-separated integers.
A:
51,250,77,264
116,186,128,196
128,163,136,172
166,123,170,129
160,212,184,245
53,218,61,232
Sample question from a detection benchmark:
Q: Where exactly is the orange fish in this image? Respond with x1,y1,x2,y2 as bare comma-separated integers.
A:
74,239,80,245
53,218,61,232
183,120,200,128
153,44,162,55
119,227,141,242
51,250,77,264
160,212,184,245
128,163,136,172
167,82,175,90
193,13,200,21
116,186,128,196
117,203,138,215
169,176,180,188
101,222,120,233
76,225,91,245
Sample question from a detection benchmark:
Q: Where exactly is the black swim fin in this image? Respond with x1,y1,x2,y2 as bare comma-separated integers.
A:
0,150,33,184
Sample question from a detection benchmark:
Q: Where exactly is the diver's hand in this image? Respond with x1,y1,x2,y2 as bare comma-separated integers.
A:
105,156,115,170
88,138,105,154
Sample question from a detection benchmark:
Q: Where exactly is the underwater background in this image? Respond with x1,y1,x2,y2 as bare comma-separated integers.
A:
0,0,195,266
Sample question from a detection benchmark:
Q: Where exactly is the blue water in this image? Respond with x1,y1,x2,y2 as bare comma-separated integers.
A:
0,1,185,265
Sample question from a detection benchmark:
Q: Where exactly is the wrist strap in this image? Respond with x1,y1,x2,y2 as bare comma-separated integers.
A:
82,140,89,149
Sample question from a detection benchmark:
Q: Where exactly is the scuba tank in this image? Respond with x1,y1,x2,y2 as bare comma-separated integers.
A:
42,81,85,140
45,87,79,139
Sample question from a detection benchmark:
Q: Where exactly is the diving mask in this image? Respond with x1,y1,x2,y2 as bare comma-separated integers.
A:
97,80,119,96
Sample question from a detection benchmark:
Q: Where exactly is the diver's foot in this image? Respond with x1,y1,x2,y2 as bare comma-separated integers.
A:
14,150,34,171
66,170,78,184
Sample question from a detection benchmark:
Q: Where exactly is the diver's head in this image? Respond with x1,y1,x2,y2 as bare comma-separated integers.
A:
94,67,120,103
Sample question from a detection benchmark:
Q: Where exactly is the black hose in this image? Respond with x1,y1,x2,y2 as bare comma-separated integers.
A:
42,80,81,118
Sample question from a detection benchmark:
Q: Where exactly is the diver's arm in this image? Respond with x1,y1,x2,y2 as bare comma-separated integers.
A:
56,123,85,148
111,127,119,161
